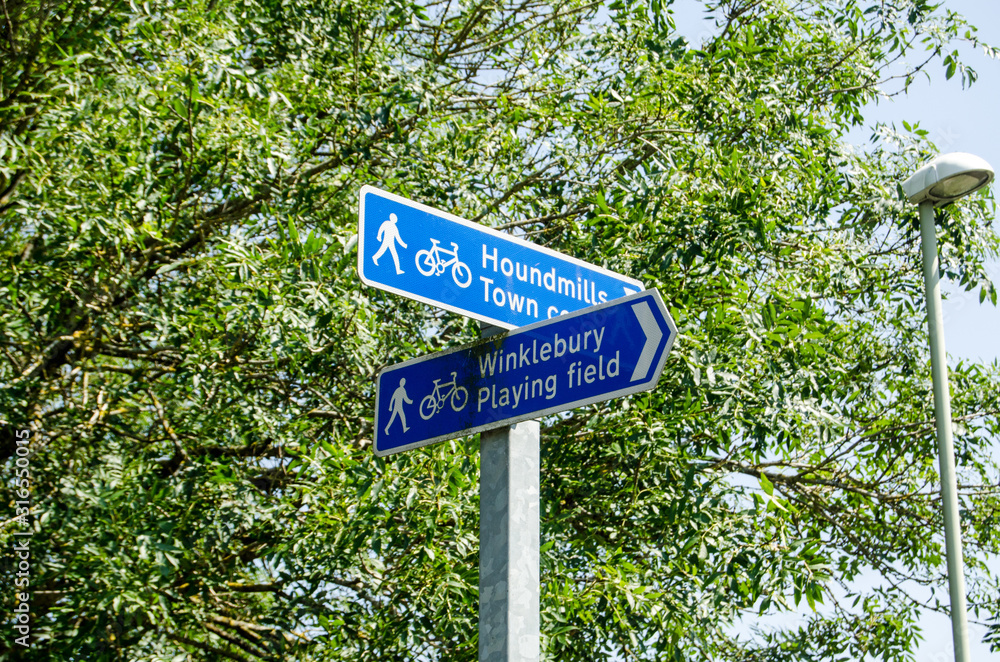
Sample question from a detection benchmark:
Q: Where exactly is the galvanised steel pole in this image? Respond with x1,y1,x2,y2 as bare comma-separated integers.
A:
918,200,971,662
479,323,540,662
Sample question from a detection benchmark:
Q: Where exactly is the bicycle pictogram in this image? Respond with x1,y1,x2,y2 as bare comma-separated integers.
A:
415,238,473,288
419,371,470,420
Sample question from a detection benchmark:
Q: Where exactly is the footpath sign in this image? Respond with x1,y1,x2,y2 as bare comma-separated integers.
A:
374,289,676,456
357,185,644,329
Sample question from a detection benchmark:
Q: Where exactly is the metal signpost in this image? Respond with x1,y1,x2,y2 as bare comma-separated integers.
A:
479,418,541,661
359,188,675,662
373,289,676,456
357,185,644,329
478,324,540,661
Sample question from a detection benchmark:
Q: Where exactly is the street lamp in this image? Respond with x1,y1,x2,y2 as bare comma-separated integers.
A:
902,152,995,662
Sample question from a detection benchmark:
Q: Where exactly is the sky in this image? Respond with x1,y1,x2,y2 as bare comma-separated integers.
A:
670,1,1000,660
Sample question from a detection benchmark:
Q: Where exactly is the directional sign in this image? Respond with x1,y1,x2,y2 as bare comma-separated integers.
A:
358,186,644,329
373,289,676,456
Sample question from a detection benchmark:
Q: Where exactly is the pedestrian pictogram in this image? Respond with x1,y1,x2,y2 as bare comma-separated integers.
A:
372,212,407,275
383,377,414,435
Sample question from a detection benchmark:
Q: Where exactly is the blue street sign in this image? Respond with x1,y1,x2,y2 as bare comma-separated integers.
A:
374,289,676,456
357,186,644,329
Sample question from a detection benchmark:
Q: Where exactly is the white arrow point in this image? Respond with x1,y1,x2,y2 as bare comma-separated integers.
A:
630,301,661,382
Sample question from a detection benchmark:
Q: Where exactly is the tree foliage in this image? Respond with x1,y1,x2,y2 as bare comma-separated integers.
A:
2,0,999,659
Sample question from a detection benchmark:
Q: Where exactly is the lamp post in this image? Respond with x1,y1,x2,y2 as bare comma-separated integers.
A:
902,152,995,662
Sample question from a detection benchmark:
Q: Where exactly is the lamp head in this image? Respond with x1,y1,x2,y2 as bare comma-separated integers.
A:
902,152,994,207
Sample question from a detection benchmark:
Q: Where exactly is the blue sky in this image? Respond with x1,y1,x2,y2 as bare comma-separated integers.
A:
670,1,1000,659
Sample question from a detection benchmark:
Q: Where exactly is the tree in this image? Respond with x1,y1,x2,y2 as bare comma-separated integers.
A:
2,0,999,659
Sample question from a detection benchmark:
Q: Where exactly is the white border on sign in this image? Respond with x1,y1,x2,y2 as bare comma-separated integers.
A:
357,185,645,330
373,288,677,456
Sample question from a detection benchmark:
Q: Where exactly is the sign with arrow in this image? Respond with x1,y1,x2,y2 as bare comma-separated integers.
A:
357,186,644,329
374,289,676,456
